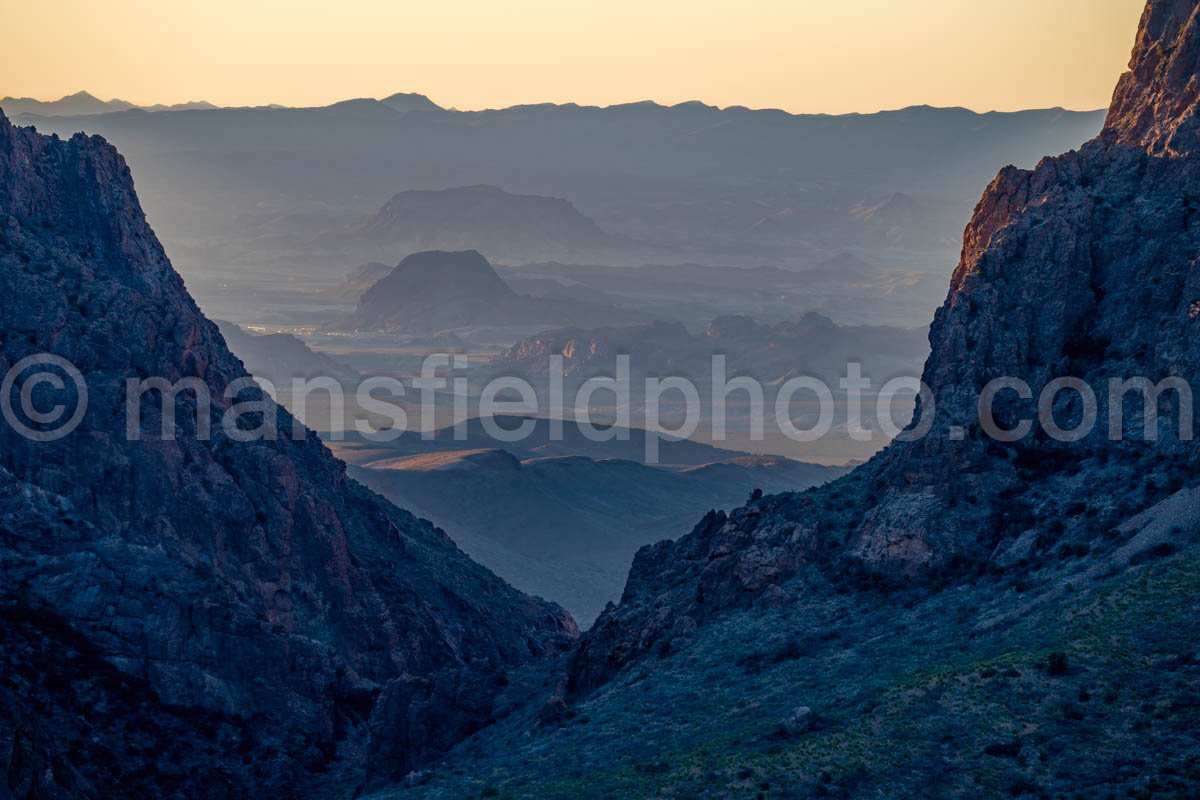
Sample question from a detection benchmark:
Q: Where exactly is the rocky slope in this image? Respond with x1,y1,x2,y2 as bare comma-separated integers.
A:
0,111,576,797
352,5,1200,796
570,0,1200,691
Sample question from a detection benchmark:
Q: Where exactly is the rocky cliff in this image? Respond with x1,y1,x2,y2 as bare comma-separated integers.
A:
1103,0,1200,155
571,0,1200,692
0,112,576,797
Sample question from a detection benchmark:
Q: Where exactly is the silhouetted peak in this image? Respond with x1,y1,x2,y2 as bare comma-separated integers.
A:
360,250,512,307
380,91,442,112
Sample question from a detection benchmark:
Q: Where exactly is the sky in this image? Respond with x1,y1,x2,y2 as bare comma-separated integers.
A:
1,0,1146,114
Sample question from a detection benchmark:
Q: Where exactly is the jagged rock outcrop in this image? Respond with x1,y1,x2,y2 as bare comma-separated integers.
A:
1103,0,1200,155
571,0,1200,692
0,111,576,797
858,0,1200,574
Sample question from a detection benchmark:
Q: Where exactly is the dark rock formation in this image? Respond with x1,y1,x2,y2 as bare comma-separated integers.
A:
858,0,1200,575
1103,0,1200,156
349,249,515,332
0,111,576,797
341,249,645,335
570,0,1200,692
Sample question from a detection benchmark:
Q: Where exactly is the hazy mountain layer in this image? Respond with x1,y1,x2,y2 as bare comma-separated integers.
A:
0,90,219,117
3,98,1107,329
348,185,623,263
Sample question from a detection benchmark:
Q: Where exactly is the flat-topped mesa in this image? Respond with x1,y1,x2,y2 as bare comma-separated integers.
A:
1103,0,1200,155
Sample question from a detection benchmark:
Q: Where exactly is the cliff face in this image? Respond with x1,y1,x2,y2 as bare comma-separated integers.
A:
860,0,1200,573
0,114,576,796
571,0,1200,692
1103,0,1200,155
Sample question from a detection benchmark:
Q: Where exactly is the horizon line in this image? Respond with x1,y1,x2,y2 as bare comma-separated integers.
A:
0,89,1111,119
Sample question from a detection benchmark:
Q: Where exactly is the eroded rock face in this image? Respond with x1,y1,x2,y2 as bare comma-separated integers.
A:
1103,0,1200,156
570,0,1200,693
0,113,576,796
862,0,1200,575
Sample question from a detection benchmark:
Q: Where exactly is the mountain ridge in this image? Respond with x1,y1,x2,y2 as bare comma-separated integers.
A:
1,89,1106,119
0,108,576,796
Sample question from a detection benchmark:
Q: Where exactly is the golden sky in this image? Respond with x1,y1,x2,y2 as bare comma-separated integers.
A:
1,0,1146,113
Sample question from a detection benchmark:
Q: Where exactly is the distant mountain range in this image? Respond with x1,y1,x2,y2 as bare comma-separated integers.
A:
3,94,1108,326
0,90,218,116
325,92,442,114
0,90,444,117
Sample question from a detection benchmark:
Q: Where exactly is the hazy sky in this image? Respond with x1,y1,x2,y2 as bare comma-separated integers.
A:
2,0,1145,114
